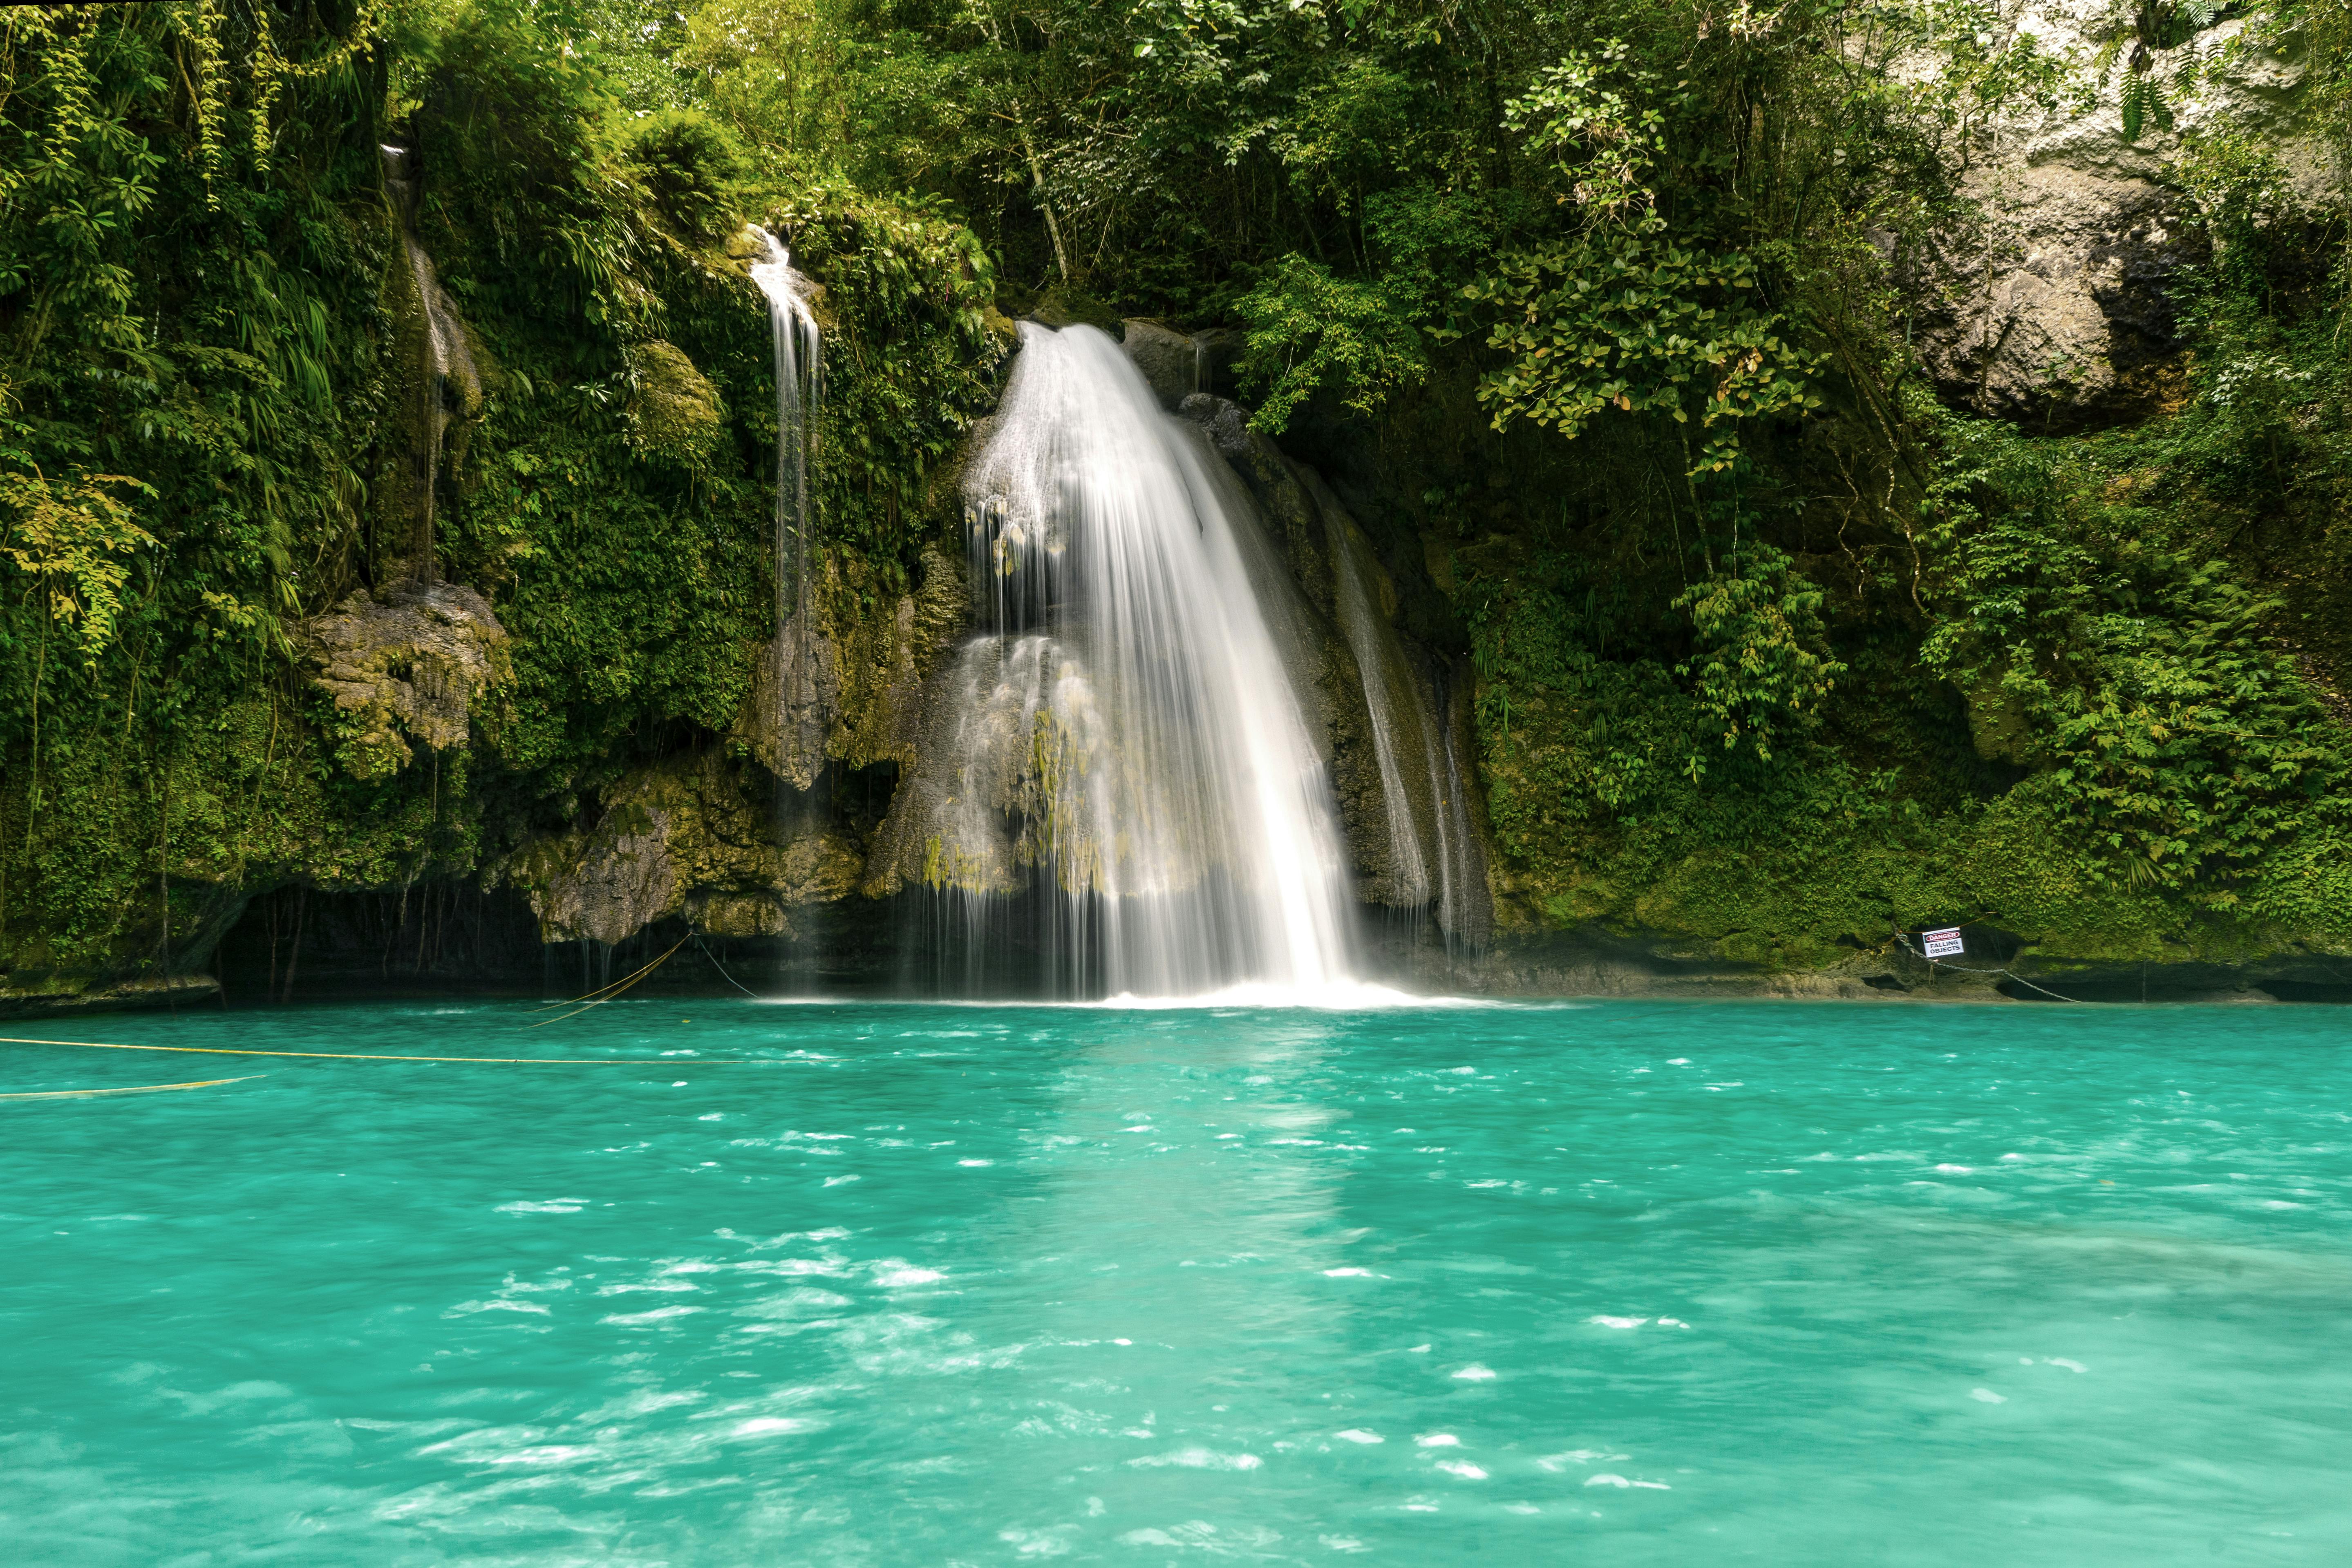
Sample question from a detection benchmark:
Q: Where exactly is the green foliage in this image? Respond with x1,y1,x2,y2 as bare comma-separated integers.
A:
620,338,726,470
1674,547,1845,763
1235,256,1425,433
0,0,1008,986
611,107,746,241
1921,410,2347,895
1466,235,1822,474
0,461,155,665
4,0,2352,991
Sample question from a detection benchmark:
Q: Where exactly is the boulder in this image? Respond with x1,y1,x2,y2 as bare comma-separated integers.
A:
1119,319,1199,408
512,751,862,946
1122,321,1249,409
304,582,510,780
1904,5,2336,427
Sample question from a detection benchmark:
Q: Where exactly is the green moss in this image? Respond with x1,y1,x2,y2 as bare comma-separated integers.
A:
622,339,726,470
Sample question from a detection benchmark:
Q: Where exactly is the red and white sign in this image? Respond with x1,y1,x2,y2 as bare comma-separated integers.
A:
1921,927,1966,960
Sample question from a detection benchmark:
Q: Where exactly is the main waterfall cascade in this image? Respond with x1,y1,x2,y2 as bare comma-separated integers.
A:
905,323,1365,999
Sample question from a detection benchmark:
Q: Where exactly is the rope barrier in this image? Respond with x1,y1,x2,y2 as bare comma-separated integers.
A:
0,1074,266,1101
1892,928,2083,1003
0,1035,696,1064
526,935,689,1023
692,933,765,999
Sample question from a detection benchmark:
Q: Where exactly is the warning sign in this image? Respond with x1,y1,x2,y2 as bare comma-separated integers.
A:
1921,927,1966,960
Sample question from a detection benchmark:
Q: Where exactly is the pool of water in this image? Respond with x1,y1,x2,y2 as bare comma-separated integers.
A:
4,1000,2348,1564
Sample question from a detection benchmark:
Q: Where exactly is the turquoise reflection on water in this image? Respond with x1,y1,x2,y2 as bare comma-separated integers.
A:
4,1000,2349,1564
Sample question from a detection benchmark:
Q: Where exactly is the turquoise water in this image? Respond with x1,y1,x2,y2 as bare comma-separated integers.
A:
4,1000,2349,1564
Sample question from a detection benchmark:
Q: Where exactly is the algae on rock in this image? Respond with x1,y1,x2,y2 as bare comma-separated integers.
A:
304,582,512,782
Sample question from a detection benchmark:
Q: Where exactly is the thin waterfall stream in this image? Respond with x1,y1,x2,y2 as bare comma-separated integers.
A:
898,322,1365,1000
379,143,481,582
749,227,824,732
749,227,826,985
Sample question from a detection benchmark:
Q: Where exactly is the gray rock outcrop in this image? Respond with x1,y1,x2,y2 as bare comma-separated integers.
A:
304,581,510,780
1906,4,2337,427
511,751,859,945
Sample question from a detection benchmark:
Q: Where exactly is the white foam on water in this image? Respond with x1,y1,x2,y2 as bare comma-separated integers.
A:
1335,1429,1383,1444
1128,1448,1263,1470
872,1263,945,1288
1537,1450,1628,1471
1084,981,1488,1011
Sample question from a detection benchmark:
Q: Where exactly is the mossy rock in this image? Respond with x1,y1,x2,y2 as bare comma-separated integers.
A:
623,339,726,471
1024,284,1123,339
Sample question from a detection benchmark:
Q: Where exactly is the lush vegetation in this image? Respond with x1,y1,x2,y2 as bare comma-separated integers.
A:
4,0,2351,990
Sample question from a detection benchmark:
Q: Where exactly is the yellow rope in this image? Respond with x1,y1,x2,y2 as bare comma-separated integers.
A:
0,1074,266,1101
528,936,689,1013
524,936,689,1028
0,1036,691,1064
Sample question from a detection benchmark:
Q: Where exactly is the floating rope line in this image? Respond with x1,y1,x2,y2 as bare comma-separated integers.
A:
1,1074,266,1101
1893,930,2083,1003
0,1035,692,1065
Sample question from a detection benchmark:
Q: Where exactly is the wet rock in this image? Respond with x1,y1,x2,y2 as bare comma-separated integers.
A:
736,544,967,789
738,607,841,792
1026,284,1123,337
1119,319,1199,408
1189,327,1247,400
511,751,860,946
376,147,493,582
304,582,510,781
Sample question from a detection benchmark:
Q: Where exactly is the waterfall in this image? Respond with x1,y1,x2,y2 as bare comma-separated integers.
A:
748,228,828,988
1329,515,1485,945
749,228,824,721
380,144,481,583
912,323,1362,999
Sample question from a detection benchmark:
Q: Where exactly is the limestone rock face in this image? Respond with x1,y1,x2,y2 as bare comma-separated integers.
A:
304,582,510,780
513,751,860,946
1119,319,1201,409
1123,321,1248,410
1909,167,2204,426
1905,7,2334,427
736,544,967,789
738,606,841,792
